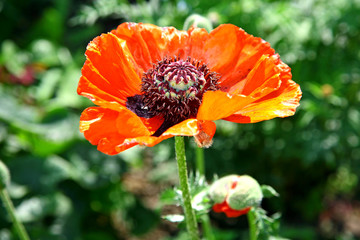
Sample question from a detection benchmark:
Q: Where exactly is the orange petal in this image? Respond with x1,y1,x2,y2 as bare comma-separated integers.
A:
139,115,164,134
229,54,288,96
203,24,274,91
80,107,151,155
80,106,206,155
78,75,120,107
197,91,254,121
112,23,189,73
97,134,135,155
114,118,202,151
186,27,210,61
163,118,199,136
198,32,300,124
78,33,142,106
224,79,302,123
194,120,216,148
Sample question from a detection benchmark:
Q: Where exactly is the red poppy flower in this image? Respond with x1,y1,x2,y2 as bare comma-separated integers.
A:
78,22,301,155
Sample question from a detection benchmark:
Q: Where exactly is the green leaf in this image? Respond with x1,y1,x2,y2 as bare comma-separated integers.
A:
82,232,115,240
30,40,62,66
0,87,38,124
66,143,123,189
160,188,179,205
35,68,62,102
16,115,80,156
7,154,73,191
51,65,85,108
15,193,71,222
192,189,211,212
0,230,11,240
0,40,28,75
251,207,283,240
7,183,29,199
261,185,280,198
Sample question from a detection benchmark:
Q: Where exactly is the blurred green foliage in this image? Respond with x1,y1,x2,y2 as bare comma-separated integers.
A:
1,0,360,239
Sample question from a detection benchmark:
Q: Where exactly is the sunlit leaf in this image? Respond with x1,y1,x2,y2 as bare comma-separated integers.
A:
162,214,185,223
15,193,71,222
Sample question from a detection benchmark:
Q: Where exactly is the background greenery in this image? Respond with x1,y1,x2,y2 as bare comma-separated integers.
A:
0,0,359,239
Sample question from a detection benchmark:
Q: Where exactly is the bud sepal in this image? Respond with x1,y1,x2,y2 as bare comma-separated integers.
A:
209,175,263,218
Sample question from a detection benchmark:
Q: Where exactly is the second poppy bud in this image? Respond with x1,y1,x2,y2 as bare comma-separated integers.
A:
209,175,263,217
0,160,10,191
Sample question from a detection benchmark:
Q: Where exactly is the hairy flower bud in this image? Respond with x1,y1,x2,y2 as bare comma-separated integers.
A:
209,175,263,217
183,14,213,32
0,160,10,191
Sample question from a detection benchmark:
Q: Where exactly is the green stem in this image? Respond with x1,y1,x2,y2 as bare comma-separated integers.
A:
175,136,200,240
195,147,216,240
247,208,257,240
201,214,215,240
0,189,30,240
195,147,205,176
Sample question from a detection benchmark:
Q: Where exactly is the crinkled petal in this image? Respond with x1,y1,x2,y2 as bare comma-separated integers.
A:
78,33,142,106
80,107,151,155
198,30,301,123
229,54,289,96
224,79,302,123
186,27,210,60
112,22,189,73
203,24,274,91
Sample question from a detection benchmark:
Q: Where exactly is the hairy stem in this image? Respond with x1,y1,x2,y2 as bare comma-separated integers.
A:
247,208,257,240
175,136,200,240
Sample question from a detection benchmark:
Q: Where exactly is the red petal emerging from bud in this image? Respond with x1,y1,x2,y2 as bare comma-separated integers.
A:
213,201,251,218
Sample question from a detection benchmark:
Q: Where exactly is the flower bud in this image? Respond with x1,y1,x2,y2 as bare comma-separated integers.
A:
0,160,10,191
209,175,263,217
183,14,213,32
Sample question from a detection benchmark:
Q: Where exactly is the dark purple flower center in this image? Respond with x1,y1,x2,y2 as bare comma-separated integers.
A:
127,57,219,136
